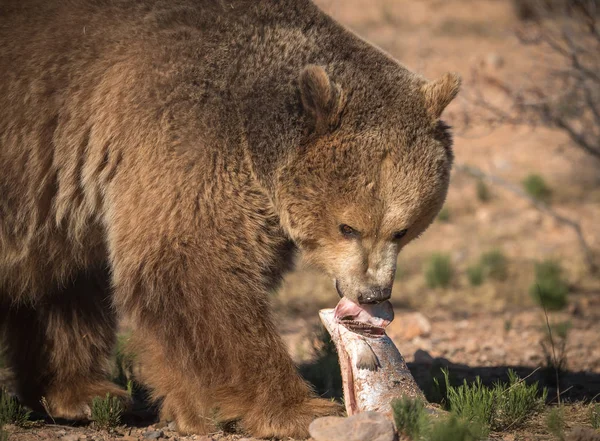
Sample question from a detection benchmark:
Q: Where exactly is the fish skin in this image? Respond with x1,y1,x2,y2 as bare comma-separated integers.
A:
319,307,425,418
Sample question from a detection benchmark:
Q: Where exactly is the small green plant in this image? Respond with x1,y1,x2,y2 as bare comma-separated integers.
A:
0,388,30,427
425,254,454,289
442,371,494,435
437,207,451,223
391,397,430,440
480,249,509,281
476,179,491,202
493,370,547,430
589,403,600,429
440,369,547,435
530,260,569,310
523,173,552,202
546,407,565,440
91,393,123,430
429,414,483,441
467,264,484,286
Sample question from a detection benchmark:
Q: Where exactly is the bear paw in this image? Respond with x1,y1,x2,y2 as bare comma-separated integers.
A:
242,397,343,439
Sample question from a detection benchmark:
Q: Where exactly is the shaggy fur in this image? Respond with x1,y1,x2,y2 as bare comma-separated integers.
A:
0,0,459,437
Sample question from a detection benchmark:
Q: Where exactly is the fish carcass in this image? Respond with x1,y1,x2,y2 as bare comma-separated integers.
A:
319,297,427,418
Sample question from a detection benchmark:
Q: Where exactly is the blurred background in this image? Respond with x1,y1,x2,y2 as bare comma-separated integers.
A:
272,0,600,415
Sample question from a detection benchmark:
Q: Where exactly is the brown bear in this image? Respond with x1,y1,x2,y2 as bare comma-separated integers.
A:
0,0,459,438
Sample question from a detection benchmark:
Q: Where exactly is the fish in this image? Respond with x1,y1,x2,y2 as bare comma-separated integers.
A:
319,297,427,418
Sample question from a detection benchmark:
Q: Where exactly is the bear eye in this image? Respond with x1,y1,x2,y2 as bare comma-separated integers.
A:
393,229,408,240
339,224,360,238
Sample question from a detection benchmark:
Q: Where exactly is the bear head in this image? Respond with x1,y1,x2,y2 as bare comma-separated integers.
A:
275,64,460,305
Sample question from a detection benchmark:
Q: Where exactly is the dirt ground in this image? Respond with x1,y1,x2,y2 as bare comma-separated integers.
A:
4,0,600,440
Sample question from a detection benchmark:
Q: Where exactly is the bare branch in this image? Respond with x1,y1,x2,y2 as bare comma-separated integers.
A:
455,163,598,273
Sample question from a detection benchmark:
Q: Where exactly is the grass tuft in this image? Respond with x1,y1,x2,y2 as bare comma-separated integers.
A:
467,264,484,286
493,370,547,430
0,388,30,427
437,207,451,223
480,249,509,281
429,414,484,441
530,260,569,311
467,249,509,286
440,369,546,435
425,254,454,289
589,403,600,429
391,397,430,440
523,173,552,202
442,371,495,436
476,179,491,202
91,393,123,430
546,406,565,441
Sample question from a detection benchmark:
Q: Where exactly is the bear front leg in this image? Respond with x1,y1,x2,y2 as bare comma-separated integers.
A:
106,177,339,438
112,250,339,437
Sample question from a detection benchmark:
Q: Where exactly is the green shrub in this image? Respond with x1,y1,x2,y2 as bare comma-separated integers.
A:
429,414,483,441
425,254,454,289
523,174,552,202
480,249,509,281
441,369,547,435
437,207,451,223
493,370,547,430
442,371,494,436
530,260,569,310
476,179,491,202
590,403,600,429
392,397,430,440
91,394,123,430
546,407,565,440
0,389,30,427
467,264,484,286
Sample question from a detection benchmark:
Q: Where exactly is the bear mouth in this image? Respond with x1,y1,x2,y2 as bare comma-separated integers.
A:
333,297,393,336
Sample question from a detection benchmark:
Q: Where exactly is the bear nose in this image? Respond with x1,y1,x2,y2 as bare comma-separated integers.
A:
357,286,392,304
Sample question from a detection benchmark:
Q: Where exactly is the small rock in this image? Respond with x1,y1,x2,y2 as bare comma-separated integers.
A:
167,421,177,431
567,427,600,441
486,52,504,69
309,411,395,441
389,312,431,341
61,435,80,441
143,430,164,440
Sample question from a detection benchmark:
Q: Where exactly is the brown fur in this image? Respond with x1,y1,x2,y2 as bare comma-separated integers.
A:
0,0,459,438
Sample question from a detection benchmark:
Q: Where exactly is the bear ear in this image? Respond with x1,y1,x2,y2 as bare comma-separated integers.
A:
421,72,461,119
299,65,345,135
